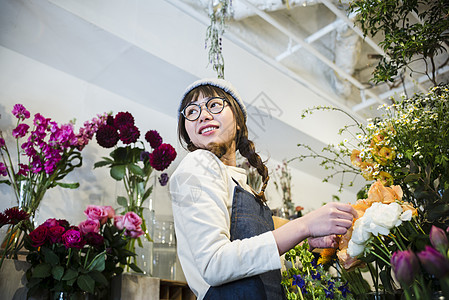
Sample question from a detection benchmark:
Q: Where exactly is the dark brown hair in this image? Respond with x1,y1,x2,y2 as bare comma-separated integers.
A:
178,85,269,202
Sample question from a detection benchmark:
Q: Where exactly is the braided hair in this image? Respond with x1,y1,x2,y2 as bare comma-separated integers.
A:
178,85,269,202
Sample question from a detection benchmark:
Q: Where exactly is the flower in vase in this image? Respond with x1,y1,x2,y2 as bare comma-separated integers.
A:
79,219,101,235
94,111,176,242
84,205,109,225
3,207,30,225
390,250,420,285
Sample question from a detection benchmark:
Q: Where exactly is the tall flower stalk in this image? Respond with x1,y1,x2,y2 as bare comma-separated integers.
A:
0,104,107,264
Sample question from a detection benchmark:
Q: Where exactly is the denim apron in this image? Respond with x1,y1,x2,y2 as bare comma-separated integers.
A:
203,181,287,300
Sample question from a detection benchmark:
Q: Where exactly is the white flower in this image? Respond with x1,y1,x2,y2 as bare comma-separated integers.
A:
400,210,412,221
397,153,403,159
347,240,366,257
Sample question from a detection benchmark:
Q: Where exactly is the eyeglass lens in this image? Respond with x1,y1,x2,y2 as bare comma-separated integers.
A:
183,98,225,121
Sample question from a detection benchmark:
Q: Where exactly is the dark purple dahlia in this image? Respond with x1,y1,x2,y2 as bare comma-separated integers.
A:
119,124,140,144
145,130,162,149
114,112,134,129
4,207,30,224
149,143,177,171
96,125,119,148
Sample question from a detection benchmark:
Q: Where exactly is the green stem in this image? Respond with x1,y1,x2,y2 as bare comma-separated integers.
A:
390,232,405,251
371,251,391,266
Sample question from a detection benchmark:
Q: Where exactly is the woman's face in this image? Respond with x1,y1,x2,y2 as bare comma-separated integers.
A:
184,93,237,152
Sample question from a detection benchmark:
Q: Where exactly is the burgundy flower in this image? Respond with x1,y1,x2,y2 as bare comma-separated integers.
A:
0,213,9,227
149,143,177,171
48,225,66,244
4,207,30,224
119,125,140,144
106,115,115,126
57,219,70,228
17,164,29,177
62,229,85,249
12,123,30,138
96,125,119,148
158,173,169,186
84,232,104,248
0,137,5,147
145,130,162,149
0,163,7,177
390,250,420,285
417,245,449,279
29,225,49,247
114,112,134,129
12,104,30,120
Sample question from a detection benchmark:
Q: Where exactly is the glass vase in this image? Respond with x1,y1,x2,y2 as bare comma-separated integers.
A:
133,207,155,276
152,215,177,280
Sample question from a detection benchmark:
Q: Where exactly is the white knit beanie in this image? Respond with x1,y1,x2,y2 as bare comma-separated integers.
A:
179,78,247,121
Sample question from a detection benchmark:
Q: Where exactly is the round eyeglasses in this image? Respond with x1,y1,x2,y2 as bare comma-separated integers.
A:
182,97,228,121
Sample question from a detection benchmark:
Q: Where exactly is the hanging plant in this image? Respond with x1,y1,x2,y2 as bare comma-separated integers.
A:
205,0,232,79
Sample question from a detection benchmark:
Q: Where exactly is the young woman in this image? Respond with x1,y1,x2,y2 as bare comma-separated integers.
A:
169,78,357,300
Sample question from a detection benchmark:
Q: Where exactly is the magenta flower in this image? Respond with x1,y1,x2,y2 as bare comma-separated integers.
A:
12,123,30,138
429,225,448,254
417,245,449,279
17,163,29,177
96,125,119,148
391,250,420,285
149,143,177,171
119,124,140,144
29,225,49,247
43,218,60,228
0,163,7,177
74,113,108,150
12,104,30,120
145,130,162,149
62,229,85,249
114,112,134,129
0,137,5,147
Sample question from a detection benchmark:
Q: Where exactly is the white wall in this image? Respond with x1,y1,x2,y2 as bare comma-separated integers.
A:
0,0,362,229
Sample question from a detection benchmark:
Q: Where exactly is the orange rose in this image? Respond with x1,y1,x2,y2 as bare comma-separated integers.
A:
367,180,403,204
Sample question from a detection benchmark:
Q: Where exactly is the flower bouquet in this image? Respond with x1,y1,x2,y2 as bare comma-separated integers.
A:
281,241,353,299
0,103,107,264
24,205,142,299
94,111,177,270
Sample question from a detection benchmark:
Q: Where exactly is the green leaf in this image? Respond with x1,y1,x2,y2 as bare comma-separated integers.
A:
32,263,52,278
110,165,126,180
55,182,80,189
117,196,128,208
142,186,153,201
87,252,106,272
89,270,108,286
77,274,95,294
128,163,145,176
41,247,59,266
52,265,65,281
128,263,143,273
94,159,113,168
61,268,78,281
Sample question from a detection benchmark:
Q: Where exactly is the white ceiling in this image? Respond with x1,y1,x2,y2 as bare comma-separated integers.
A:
173,0,449,120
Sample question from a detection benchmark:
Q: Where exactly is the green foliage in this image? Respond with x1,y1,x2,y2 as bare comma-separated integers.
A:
281,242,354,299
348,0,449,84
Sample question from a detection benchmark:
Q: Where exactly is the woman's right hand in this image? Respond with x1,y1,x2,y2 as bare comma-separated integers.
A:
300,202,357,238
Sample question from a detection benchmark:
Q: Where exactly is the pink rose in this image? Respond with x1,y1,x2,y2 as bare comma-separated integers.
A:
125,226,144,238
114,215,125,230
84,205,108,225
123,212,142,231
104,206,115,219
79,219,100,235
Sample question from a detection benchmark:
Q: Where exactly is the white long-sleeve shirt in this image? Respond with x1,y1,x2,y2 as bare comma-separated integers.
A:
169,150,281,300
